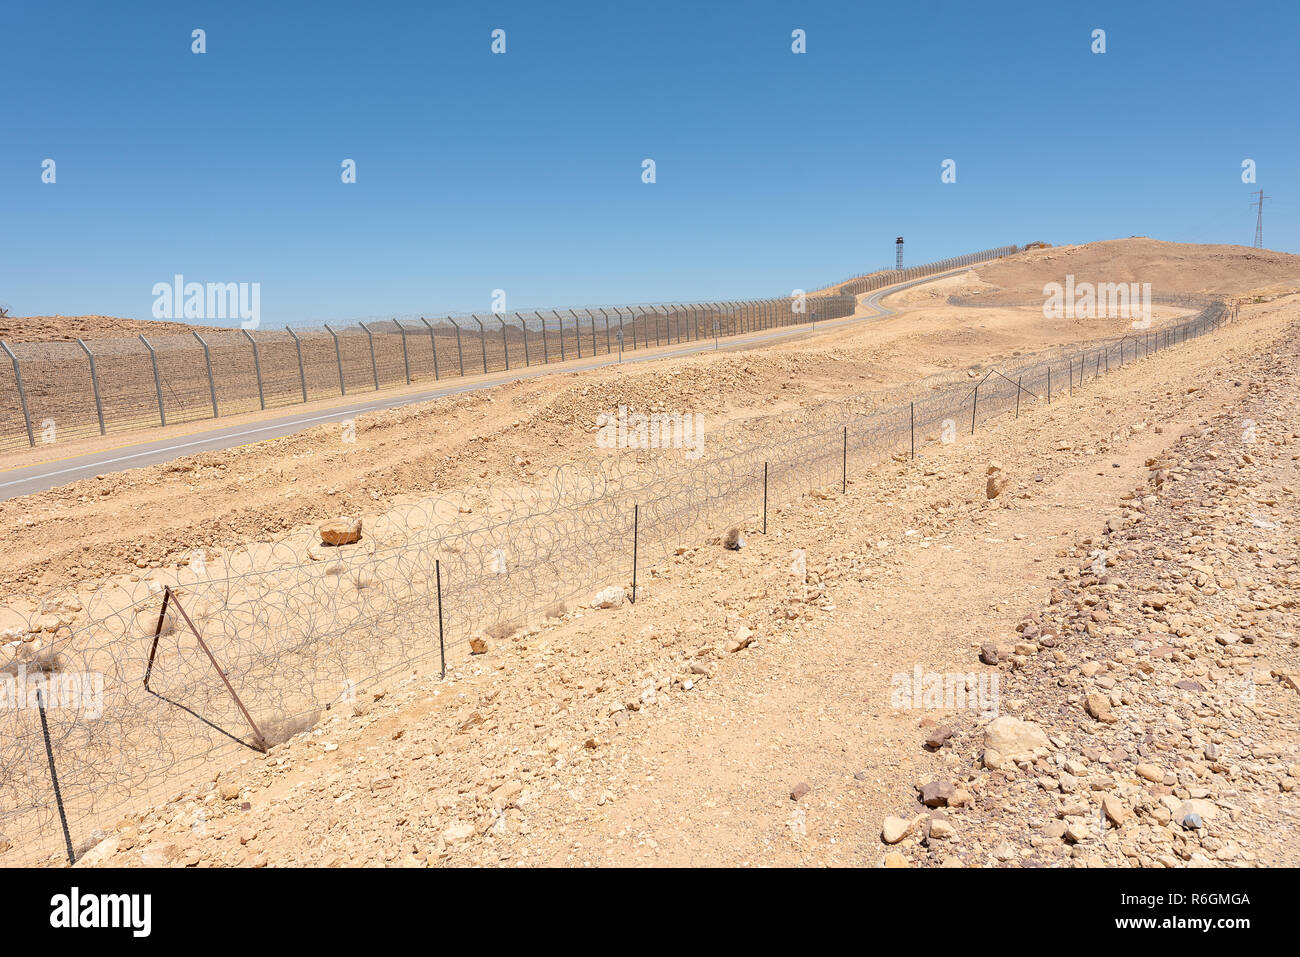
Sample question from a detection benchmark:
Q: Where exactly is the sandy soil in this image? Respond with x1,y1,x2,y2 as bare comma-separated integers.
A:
63,284,1300,869
0,240,1274,604
5,238,1299,868
0,315,228,343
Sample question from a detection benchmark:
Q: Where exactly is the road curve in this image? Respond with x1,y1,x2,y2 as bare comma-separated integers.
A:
0,267,962,501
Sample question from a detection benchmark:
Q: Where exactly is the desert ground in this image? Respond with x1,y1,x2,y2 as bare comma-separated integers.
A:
4,238,1300,868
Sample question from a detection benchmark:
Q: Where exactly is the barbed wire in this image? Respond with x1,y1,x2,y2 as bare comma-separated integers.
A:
0,293,1230,866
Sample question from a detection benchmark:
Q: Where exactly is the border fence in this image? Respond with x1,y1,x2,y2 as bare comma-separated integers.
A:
0,288,1230,866
0,246,1019,452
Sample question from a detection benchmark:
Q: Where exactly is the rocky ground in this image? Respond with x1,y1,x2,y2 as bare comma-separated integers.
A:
61,283,1300,869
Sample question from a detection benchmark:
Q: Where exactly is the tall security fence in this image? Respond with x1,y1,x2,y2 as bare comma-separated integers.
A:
0,293,1229,866
0,245,1021,452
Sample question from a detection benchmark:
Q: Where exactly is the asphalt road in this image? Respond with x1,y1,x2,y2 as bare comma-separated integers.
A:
0,269,953,501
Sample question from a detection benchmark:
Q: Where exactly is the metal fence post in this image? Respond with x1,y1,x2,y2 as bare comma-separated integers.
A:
359,322,379,390
324,323,346,395
498,316,510,370
599,308,611,354
518,315,530,366
470,315,488,374
77,338,106,435
139,334,166,427
0,340,35,446
436,558,446,679
397,319,411,384
553,311,567,361
36,689,77,865
534,312,549,364
192,332,219,418
243,329,266,409
631,504,639,604
286,327,308,402
419,317,440,380
448,318,465,377
568,310,583,359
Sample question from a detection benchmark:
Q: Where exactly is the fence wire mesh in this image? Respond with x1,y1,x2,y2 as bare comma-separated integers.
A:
0,293,1229,866
0,246,1020,451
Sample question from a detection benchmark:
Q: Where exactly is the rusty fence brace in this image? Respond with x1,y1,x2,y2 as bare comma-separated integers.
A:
630,504,639,604
37,688,77,865
143,585,268,752
77,338,107,435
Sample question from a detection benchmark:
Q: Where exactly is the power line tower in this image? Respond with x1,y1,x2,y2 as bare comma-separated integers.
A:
1252,189,1270,249
895,236,904,270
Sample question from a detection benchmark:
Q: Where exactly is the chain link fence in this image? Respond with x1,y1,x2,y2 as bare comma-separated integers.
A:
0,246,1020,452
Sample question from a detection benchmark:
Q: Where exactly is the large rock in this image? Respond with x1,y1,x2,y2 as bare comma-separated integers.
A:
983,715,1050,766
592,586,626,609
319,518,362,546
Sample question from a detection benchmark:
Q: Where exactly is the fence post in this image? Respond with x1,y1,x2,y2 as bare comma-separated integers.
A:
77,338,106,435
286,327,308,402
498,317,510,370
630,504,639,604
1048,366,1052,404
436,558,446,679
568,309,584,359
536,312,549,364
470,315,489,374
1016,376,1022,418
0,341,34,447
518,315,530,366
324,324,346,395
910,401,915,459
419,317,440,380
359,322,380,390
553,311,567,361
971,382,979,434
763,461,768,534
243,329,266,409
397,319,411,384
139,334,167,427
842,426,848,493
600,308,611,354
448,318,465,377
36,689,77,865
191,332,219,418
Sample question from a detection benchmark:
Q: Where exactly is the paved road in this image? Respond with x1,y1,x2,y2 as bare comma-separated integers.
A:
0,269,954,501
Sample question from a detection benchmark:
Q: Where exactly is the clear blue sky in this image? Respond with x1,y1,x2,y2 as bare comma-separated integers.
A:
2,0,1296,325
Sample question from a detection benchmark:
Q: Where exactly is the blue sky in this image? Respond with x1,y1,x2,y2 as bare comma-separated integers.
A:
2,0,1296,325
